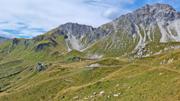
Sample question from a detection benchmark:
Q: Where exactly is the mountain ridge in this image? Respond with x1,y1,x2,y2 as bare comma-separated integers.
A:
1,3,180,58
96,3,180,57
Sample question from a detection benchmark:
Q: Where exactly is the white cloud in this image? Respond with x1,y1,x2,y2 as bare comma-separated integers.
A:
0,0,134,38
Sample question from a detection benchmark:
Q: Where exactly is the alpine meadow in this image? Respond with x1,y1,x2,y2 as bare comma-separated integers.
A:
0,2,180,101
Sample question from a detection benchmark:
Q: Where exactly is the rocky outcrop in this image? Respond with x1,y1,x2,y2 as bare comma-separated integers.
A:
36,62,47,72
57,23,108,51
35,38,58,51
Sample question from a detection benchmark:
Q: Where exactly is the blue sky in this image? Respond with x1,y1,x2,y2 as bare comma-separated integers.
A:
0,0,179,38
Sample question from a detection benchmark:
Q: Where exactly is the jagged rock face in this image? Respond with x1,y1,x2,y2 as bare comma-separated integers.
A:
113,4,180,41
57,23,107,51
130,4,178,23
106,4,179,36
96,3,180,57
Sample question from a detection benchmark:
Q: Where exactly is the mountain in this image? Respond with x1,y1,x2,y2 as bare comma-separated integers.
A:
0,3,180,101
58,23,108,51
91,3,180,57
3,4,179,59
36,4,180,58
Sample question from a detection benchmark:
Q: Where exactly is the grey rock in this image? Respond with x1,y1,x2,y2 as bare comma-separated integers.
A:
36,62,47,72
58,23,107,42
56,23,108,50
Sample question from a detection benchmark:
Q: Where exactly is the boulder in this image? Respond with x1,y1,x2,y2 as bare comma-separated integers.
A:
99,91,105,96
36,62,47,72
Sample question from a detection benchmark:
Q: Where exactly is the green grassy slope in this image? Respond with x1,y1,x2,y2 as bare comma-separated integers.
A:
0,24,180,101
0,47,179,101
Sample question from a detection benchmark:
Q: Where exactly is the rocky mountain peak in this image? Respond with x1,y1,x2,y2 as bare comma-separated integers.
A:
142,3,176,12
98,3,180,57
109,3,180,33
58,23,95,38
133,3,178,22
112,3,180,26
56,23,107,51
